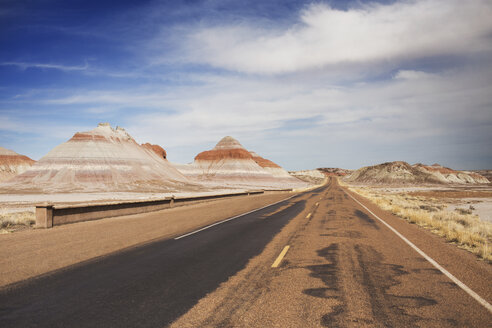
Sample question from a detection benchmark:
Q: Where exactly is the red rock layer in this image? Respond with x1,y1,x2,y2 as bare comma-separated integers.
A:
70,133,109,142
0,155,35,167
414,163,455,174
0,148,35,182
195,148,253,161
142,143,167,159
250,153,281,168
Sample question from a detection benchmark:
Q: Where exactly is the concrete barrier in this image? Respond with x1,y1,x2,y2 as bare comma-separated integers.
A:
35,190,265,228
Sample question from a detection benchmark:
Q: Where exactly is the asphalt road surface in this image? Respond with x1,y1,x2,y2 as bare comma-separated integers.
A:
1,179,491,327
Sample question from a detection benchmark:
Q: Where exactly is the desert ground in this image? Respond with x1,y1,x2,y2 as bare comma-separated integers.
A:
344,183,492,261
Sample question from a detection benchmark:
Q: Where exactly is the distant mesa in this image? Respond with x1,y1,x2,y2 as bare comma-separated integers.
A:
344,161,489,185
289,169,326,184
0,146,35,183
175,136,308,189
317,167,352,176
1,123,198,193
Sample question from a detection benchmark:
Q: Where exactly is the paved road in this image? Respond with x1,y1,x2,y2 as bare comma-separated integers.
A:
0,185,322,327
1,178,491,327
171,178,492,327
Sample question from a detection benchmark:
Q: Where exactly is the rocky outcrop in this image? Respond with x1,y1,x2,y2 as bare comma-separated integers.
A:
141,143,167,159
413,163,489,184
345,161,490,185
249,152,281,168
249,151,293,179
1,123,198,193
473,170,492,182
0,147,35,182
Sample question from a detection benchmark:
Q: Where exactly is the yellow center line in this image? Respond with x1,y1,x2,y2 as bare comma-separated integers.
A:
306,213,312,219
315,202,319,206
271,245,290,268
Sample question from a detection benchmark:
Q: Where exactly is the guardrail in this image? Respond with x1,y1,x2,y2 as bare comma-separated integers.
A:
35,190,265,228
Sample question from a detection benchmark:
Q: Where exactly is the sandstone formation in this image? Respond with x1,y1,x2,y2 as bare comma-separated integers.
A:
414,163,489,184
1,123,198,193
473,170,492,182
344,161,490,185
249,151,291,178
141,143,166,159
176,136,308,189
0,147,35,182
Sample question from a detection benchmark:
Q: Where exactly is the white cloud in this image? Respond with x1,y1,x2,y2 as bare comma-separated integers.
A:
175,0,492,74
112,63,491,166
394,70,436,80
1,61,89,72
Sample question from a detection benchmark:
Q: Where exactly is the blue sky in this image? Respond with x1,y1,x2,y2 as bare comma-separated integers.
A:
1,0,491,170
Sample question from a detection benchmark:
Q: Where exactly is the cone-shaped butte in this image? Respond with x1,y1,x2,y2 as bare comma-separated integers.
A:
1,123,197,193
0,146,35,182
176,136,309,190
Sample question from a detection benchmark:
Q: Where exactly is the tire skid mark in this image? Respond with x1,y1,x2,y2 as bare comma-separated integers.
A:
301,244,346,327
354,209,380,230
354,244,438,328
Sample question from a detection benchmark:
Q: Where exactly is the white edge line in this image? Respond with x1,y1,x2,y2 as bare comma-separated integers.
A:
344,190,492,313
174,195,297,240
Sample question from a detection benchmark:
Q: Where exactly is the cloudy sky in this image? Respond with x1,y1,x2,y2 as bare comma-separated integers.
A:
1,0,491,170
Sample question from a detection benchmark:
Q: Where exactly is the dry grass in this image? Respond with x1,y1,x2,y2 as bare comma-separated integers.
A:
350,187,492,262
0,210,35,233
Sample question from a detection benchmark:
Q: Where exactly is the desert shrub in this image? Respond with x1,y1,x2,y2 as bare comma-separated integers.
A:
455,207,473,215
350,187,492,262
0,211,35,229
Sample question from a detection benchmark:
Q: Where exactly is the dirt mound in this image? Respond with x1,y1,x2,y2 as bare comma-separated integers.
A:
345,161,490,185
0,147,35,182
1,123,199,193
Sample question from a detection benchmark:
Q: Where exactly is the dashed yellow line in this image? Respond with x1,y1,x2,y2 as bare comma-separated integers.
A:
315,202,319,206
271,245,290,268
306,213,312,219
